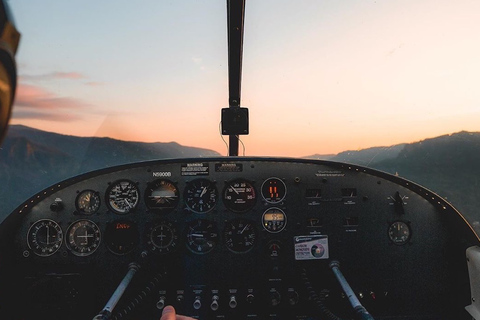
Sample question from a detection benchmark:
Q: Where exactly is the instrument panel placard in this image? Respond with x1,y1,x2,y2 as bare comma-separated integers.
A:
294,235,329,260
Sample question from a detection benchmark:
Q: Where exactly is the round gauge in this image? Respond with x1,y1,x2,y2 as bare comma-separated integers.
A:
223,179,257,213
104,220,139,255
106,180,139,214
145,179,179,213
262,208,287,233
261,178,286,204
184,179,218,213
27,219,63,257
388,221,411,245
76,190,101,214
224,219,257,253
66,220,101,256
147,221,178,253
185,219,219,254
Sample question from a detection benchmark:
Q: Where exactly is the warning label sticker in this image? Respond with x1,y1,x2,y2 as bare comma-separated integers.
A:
181,163,209,176
294,235,329,260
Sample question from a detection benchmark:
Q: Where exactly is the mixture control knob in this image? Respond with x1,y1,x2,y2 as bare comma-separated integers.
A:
193,296,202,310
210,296,219,311
269,289,281,307
229,296,237,309
156,296,166,310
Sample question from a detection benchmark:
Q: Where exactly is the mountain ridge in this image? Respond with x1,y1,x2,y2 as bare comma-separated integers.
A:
2,126,480,225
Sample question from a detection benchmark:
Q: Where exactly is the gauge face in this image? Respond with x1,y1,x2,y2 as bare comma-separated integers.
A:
104,220,138,255
145,179,179,213
106,180,139,214
27,219,63,257
76,190,101,214
223,179,256,213
224,219,257,253
184,179,218,213
185,219,218,254
147,221,178,253
261,178,286,204
388,221,411,245
262,208,287,233
66,220,101,256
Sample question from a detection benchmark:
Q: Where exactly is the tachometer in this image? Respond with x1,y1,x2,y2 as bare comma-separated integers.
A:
75,189,101,215
27,219,63,257
145,179,179,213
66,220,101,256
224,219,257,253
185,219,218,254
106,180,139,214
223,179,256,213
184,179,218,213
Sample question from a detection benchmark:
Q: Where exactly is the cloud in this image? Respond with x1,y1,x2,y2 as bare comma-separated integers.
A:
12,83,90,121
19,72,86,81
85,81,105,87
12,110,81,122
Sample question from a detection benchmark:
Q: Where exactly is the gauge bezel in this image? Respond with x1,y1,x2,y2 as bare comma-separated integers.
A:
27,219,63,257
222,179,257,213
144,179,180,213
104,220,139,255
387,220,411,245
223,219,257,253
261,177,287,204
184,179,218,214
262,207,287,233
147,220,178,254
66,219,101,257
105,179,140,214
185,219,219,254
75,189,101,215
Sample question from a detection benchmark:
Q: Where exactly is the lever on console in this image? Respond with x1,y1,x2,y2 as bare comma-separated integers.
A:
329,260,375,320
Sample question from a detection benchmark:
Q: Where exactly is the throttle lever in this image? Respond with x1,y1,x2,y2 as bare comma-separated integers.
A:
329,260,375,320
92,262,140,320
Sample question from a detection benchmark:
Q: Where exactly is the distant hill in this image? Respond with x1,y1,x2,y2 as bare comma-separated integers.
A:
368,132,480,222
0,125,221,218
2,126,480,226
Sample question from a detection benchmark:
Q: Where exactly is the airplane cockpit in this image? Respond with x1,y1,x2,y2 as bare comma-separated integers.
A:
1,1,480,320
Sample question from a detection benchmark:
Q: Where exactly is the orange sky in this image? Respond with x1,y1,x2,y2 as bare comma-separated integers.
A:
9,0,480,157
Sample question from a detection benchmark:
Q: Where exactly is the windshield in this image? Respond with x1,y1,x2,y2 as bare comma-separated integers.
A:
2,1,480,234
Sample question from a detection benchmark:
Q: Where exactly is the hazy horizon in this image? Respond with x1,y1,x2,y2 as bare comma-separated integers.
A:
8,0,480,157
7,123,476,158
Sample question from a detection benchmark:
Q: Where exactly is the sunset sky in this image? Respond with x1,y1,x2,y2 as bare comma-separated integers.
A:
8,0,480,157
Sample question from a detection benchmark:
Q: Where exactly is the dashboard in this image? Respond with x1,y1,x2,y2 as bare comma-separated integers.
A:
0,157,477,320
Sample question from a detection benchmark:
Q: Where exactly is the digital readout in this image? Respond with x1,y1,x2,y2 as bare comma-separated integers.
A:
264,213,285,221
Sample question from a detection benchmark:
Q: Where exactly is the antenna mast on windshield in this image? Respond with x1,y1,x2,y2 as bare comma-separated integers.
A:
222,0,249,156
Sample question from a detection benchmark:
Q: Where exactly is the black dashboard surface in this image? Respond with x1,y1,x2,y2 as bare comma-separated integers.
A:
0,157,477,320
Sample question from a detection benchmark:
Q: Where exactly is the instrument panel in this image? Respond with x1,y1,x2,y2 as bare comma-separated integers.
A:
0,157,477,319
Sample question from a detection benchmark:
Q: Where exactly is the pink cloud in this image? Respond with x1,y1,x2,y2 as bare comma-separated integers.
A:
19,71,86,81
12,83,90,121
